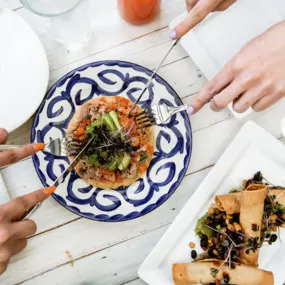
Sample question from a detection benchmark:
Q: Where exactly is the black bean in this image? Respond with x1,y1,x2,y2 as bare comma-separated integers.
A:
200,235,208,247
270,234,278,243
265,233,271,239
218,251,224,260
253,171,263,182
208,248,215,258
191,250,197,259
223,273,230,284
232,214,240,222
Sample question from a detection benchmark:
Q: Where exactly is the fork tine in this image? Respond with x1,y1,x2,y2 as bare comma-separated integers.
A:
61,138,87,156
136,117,155,125
135,114,155,123
135,110,149,119
136,116,156,127
137,122,155,129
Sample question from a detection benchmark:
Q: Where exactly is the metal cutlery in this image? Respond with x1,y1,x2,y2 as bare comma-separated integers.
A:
20,136,95,220
135,104,193,128
0,137,86,157
128,39,180,116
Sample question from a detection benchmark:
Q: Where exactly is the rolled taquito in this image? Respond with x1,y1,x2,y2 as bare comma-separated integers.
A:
215,184,267,214
239,188,267,267
172,259,274,285
215,192,240,214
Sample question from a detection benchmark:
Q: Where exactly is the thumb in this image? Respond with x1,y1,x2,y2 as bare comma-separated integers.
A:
170,0,224,39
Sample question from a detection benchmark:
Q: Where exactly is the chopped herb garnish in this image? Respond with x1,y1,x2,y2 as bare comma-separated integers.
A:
229,187,242,193
273,203,284,214
88,153,101,166
140,153,148,163
210,268,218,278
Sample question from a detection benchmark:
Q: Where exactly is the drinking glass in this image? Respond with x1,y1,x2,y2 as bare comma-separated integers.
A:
118,0,161,25
20,0,92,50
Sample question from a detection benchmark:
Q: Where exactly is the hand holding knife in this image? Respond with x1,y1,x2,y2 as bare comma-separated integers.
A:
21,136,95,220
128,39,180,116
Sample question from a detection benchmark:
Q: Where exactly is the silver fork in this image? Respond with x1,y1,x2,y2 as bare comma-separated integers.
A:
0,137,86,157
135,104,192,128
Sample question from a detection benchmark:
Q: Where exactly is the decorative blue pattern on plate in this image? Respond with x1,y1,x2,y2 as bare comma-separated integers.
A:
31,60,192,222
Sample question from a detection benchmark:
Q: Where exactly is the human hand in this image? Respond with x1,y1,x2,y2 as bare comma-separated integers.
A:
0,128,56,275
170,0,236,39
190,21,285,114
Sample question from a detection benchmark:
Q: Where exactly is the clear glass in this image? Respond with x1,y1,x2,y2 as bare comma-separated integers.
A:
20,0,92,50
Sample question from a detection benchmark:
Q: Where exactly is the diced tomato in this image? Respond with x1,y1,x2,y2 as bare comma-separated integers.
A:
139,164,148,173
116,175,124,183
102,169,111,175
77,126,85,135
120,117,134,130
118,97,129,108
148,145,154,154
107,101,117,110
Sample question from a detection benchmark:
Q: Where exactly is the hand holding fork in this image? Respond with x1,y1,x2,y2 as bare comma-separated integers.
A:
135,104,194,128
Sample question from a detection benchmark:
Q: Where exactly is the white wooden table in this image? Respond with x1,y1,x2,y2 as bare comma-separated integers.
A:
1,0,285,284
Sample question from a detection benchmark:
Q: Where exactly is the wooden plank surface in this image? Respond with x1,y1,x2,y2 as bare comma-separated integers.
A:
2,0,285,284
1,166,210,284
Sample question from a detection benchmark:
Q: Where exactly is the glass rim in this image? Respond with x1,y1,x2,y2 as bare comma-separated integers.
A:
20,0,85,17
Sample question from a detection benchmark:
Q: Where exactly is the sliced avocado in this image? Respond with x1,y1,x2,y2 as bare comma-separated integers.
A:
109,111,122,130
103,114,117,132
118,152,131,171
105,157,117,171
116,153,124,166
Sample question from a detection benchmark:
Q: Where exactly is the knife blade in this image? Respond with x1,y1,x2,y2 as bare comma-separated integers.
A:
21,136,95,220
127,39,180,116
53,136,95,187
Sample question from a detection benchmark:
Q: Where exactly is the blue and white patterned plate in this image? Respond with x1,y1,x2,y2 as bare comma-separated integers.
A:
31,60,192,222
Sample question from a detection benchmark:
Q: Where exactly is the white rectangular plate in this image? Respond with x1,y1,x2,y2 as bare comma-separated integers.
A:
138,121,285,285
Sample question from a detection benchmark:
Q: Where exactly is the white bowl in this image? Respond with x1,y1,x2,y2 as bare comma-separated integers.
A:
0,8,49,132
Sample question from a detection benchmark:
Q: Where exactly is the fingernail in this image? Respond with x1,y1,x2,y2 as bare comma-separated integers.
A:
33,143,45,152
44,186,56,195
187,106,195,116
169,30,177,39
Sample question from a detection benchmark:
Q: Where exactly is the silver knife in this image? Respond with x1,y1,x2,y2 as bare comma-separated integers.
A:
21,136,95,220
128,39,180,116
